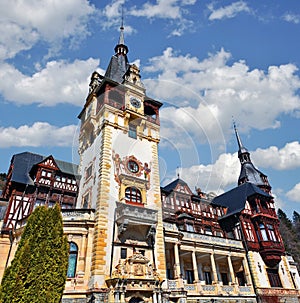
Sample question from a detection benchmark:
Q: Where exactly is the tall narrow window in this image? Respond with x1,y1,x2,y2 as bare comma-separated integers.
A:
267,268,282,287
221,272,229,285
125,187,142,204
185,270,194,284
121,248,127,259
128,123,137,139
259,223,268,241
204,271,212,285
267,224,277,242
67,242,78,278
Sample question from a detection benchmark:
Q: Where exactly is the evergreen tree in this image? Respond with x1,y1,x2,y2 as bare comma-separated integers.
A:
293,211,300,240
278,208,300,272
0,204,69,303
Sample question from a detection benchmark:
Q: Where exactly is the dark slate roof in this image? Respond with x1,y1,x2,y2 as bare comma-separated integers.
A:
239,162,266,187
9,152,79,185
52,159,79,177
105,54,130,84
213,182,272,218
10,152,44,185
162,178,189,193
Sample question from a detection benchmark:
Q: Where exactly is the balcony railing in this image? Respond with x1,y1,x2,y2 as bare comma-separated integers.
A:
167,279,255,296
115,202,158,225
164,222,243,249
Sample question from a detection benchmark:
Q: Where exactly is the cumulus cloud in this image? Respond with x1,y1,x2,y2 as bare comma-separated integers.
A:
0,58,101,106
0,0,96,60
0,122,78,148
283,13,300,24
101,0,196,36
286,183,300,202
252,141,300,170
162,140,300,195
144,48,300,144
207,1,251,21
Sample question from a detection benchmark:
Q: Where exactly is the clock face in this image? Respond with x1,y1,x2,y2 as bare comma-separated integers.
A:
130,96,141,108
127,160,139,173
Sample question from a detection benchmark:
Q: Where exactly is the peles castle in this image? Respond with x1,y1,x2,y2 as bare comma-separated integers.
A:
0,26,300,303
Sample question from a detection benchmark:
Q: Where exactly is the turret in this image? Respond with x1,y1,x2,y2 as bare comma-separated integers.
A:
234,122,271,192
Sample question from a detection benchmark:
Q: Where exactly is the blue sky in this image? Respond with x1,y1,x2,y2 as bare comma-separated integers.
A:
1,0,300,218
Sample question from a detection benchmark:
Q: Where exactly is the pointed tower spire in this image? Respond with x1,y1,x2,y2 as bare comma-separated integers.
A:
233,120,249,160
114,7,128,56
105,10,130,84
233,121,271,191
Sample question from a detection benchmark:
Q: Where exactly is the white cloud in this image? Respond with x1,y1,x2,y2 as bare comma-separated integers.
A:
0,58,101,106
0,0,96,60
283,13,300,24
144,48,300,144
129,0,195,36
208,1,251,21
131,0,183,19
162,141,300,195
286,183,300,202
0,122,78,148
252,141,300,170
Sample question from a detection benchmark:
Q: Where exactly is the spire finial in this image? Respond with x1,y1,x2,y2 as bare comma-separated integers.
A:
121,5,124,29
232,117,243,150
118,5,125,45
176,166,180,179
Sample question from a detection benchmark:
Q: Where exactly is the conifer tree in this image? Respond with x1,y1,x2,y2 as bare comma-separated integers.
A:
278,208,300,272
0,204,69,303
293,211,300,240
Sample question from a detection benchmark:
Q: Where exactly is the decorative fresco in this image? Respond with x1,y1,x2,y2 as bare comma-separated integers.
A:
112,151,151,185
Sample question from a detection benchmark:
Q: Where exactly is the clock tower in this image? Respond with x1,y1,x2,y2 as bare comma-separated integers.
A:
77,25,166,302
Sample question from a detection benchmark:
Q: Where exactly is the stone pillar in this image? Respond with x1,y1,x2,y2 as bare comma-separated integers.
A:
153,291,157,303
174,243,181,278
120,291,125,303
210,252,218,283
242,256,252,285
157,292,162,303
227,255,236,284
192,250,199,282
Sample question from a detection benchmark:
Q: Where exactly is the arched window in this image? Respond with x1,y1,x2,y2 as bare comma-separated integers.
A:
125,187,142,204
67,242,78,278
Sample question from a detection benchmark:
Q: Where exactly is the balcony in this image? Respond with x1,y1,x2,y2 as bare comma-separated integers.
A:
259,241,285,267
115,202,158,243
167,279,254,297
164,222,243,250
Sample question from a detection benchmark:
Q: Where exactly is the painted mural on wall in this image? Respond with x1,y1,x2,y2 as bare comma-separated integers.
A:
112,151,151,185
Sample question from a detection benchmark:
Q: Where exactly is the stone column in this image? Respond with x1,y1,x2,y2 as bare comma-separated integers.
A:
192,250,199,282
120,291,125,303
227,255,236,284
242,256,252,285
210,252,218,283
153,291,157,303
174,243,181,278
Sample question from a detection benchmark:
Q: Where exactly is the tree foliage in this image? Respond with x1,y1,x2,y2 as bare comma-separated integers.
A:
0,204,69,303
278,208,300,272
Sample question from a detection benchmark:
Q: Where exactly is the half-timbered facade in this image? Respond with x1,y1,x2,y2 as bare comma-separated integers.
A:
161,178,257,302
213,127,300,303
1,152,79,232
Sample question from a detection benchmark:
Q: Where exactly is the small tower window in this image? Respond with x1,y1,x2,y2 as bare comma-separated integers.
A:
128,123,137,139
67,242,78,278
121,248,127,259
125,187,142,204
